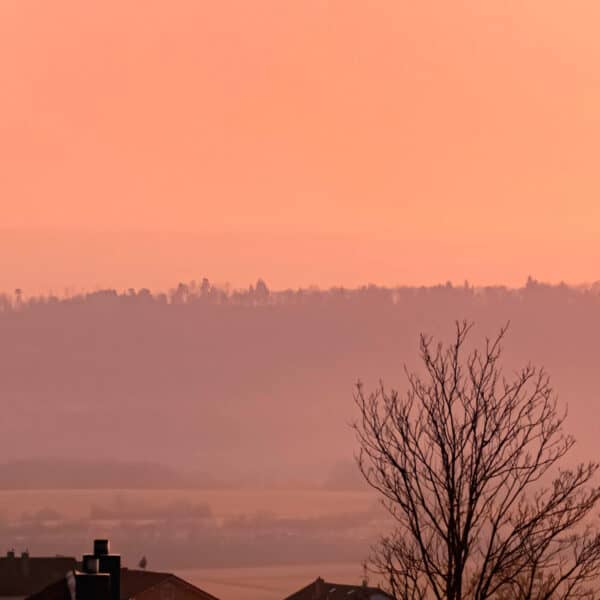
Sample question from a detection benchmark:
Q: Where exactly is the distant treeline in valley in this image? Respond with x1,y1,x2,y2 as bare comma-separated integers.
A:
2,276,600,312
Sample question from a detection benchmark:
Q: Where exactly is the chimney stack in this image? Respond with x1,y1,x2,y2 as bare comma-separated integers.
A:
20,550,30,577
83,539,120,600
94,540,110,555
74,571,110,600
83,556,100,574
314,577,324,600
75,550,111,600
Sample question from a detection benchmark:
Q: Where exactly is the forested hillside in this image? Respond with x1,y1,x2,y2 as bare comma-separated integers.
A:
1,278,598,485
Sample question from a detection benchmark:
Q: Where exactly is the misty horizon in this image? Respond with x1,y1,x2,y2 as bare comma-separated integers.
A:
1,277,599,592
4,274,600,306
3,1,600,597
2,277,598,476
3,228,600,297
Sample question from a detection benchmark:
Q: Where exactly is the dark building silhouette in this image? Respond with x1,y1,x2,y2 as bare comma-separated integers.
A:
26,540,218,600
284,578,393,600
82,540,120,600
0,550,76,598
28,569,220,600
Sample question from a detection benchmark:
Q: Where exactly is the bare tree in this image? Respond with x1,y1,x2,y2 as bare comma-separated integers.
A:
354,322,600,600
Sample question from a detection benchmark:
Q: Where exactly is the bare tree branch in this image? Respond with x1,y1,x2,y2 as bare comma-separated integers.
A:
354,322,600,600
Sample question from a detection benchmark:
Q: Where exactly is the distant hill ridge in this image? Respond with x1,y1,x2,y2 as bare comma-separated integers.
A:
0,277,598,483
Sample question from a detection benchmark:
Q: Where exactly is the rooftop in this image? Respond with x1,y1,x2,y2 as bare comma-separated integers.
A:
26,568,219,600
0,553,77,597
284,578,393,600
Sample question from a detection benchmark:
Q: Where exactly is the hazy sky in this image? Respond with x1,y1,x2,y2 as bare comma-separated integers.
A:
2,1,599,292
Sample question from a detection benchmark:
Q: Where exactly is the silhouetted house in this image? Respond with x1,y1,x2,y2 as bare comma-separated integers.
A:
121,569,219,600
26,540,218,600
284,578,393,600
28,569,219,600
0,550,77,599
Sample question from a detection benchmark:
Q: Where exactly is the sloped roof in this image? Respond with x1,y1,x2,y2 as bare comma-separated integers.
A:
284,578,393,600
26,568,219,600
0,556,77,596
121,569,219,600
120,569,173,598
25,577,69,600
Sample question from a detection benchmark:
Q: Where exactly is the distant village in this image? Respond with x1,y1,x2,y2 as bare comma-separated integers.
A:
0,539,392,600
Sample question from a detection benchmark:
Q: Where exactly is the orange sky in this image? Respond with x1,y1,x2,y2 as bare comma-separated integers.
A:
1,1,599,293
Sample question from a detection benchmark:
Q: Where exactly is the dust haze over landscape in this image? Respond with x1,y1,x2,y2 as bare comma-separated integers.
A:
2,279,600,483
2,1,600,599
1,280,600,582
